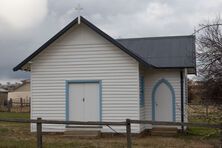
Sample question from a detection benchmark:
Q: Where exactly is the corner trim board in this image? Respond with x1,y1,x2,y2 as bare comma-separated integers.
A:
139,76,145,107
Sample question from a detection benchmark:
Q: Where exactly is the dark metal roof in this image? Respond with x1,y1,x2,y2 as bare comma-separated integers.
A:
13,16,155,71
117,35,196,69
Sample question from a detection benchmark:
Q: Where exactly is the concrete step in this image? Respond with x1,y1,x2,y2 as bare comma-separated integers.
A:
151,131,177,136
64,130,100,138
152,127,178,131
151,127,178,136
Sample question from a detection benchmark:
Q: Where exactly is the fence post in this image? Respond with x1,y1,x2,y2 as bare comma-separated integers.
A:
7,99,12,112
20,98,23,112
20,98,23,107
126,119,132,148
220,123,222,148
29,97,31,113
37,118,43,148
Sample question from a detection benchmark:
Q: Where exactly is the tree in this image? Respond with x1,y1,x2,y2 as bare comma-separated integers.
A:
196,17,222,102
188,79,204,103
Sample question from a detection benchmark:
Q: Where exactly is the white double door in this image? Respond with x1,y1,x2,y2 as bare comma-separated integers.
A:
69,83,100,122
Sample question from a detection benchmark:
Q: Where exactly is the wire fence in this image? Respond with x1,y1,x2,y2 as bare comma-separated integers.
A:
0,118,221,148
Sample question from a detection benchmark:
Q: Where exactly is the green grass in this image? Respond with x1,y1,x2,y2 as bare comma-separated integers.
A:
0,112,30,119
187,116,221,138
187,127,220,138
0,112,220,147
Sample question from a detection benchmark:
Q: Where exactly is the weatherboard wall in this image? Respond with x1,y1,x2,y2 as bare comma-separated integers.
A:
144,69,185,129
30,23,140,133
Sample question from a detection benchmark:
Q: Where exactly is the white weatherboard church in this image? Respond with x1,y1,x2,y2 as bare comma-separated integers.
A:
14,16,196,133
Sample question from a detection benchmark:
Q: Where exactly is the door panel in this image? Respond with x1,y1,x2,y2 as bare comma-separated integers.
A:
155,83,172,121
84,83,100,121
69,83,84,121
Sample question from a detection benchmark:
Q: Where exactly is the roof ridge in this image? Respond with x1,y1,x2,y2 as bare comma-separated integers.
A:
116,35,195,41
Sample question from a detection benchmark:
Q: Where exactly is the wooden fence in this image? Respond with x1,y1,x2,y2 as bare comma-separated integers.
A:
0,118,221,148
0,98,30,112
188,103,222,117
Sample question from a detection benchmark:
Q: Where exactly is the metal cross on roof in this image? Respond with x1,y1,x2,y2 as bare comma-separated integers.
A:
75,4,83,24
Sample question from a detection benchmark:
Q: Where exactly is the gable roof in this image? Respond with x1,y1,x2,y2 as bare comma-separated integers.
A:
13,16,196,73
0,88,8,93
13,16,155,71
117,35,196,69
12,79,30,92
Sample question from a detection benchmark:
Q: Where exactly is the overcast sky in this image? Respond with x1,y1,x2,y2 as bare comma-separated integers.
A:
0,0,222,84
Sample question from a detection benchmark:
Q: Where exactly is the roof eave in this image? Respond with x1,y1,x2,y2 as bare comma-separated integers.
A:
13,18,79,71
13,16,155,71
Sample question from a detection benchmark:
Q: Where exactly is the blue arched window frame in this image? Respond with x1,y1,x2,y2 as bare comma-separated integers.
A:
151,78,176,121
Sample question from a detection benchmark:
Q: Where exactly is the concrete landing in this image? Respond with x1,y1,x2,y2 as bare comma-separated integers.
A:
64,130,101,138
151,127,178,136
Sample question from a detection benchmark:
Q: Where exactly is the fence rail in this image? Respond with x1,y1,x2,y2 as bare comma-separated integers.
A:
130,120,222,128
0,118,221,148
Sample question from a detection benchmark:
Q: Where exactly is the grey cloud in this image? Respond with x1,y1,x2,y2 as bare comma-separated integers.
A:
0,0,222,83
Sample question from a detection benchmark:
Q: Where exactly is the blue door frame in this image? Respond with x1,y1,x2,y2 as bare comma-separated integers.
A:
151,78,176,122
65,80,102,121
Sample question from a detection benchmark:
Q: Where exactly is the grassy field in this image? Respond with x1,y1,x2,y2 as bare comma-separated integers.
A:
0,112,220,148
187,117,220,138
0,112,30,119
187,104,221,138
